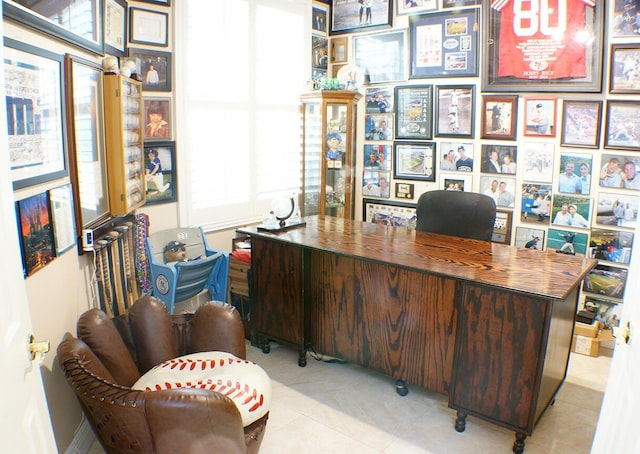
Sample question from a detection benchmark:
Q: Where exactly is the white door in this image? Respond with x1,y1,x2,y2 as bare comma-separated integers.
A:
0,7,58,452
591,229,640,453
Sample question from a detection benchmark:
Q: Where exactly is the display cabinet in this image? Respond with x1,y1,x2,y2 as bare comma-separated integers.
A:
104,74,145,215
300,90,361,219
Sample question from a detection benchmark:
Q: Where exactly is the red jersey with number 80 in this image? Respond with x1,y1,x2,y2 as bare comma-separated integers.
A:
491,0,597,80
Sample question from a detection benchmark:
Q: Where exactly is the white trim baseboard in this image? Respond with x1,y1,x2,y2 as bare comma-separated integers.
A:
64,418,96,454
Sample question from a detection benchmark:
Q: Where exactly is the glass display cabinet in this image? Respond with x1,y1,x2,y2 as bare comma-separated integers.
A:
104,74,145,215
300,90,361,219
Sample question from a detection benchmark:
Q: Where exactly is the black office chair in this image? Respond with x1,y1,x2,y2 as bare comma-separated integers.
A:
415,190,497,241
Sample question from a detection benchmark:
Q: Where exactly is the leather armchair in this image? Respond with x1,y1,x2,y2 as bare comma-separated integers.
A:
415,190,497,241
57,296,268,454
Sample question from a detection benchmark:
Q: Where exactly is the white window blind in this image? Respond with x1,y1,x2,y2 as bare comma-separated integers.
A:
175,0,310,230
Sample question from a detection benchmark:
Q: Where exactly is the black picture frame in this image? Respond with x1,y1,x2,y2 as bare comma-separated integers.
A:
130,7,169,47
104,0,127,57
409,8,479,79
394,85,432,140
434,85,474,138
393,141,436,182
128,48,172,92
64,54,110,233
330,0,393,35
16,192,56,277
483,1,604,92
3,0,104,55
604,100,640,151
144,141,177,205
354,31,405,84
5,39,69,190
362,198,417,230
561,100,602,149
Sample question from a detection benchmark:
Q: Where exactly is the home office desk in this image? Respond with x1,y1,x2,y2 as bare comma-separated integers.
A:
238,215,596,453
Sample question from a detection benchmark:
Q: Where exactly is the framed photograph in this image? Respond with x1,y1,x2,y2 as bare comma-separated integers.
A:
558,152,593,195
365,114,393,141
363,144,391,170
514,226,545,250
610,45,640,93
362,198,417,230
144,141,177,205
521,183,552,224
524,98,557,137
362,170,391,198
365,86,394,114
583,296,622,329
435,85,474,137
480,144,517,175
604,100,640,150
547,228,589,256
599,153,640,191
330,37,348,63
49,184,77,255
393,141,436,182
583,264,628,301
480,175,516,208
480,95,517,140
4,0,103,55
331,0,393,35
64,55,110,232
612,1,640,38
561,100,602,148
440,172,472,192
409,8,479,79
313,35,329,70
438,141,474,172
395,182,414,199
313,2,329,34
128,48,172,92
442,0,481,8
136,0,170,5
397,0,437,15
130,7,169,47
104,0,127,57
551,194,592,229
5,39,68,190
394,85,432,140
588,229,634,265
595,192,638,228
354,31,405,84
143,97,172,141
491,209,513,245
17,192,55,277
521,142,554,183
483,1,604,92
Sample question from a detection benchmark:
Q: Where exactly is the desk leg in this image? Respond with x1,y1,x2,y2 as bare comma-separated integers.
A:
298,349,307,367
455,411,467,432
513,432,526,453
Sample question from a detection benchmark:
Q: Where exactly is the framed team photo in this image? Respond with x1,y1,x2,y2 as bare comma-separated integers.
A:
480,95,517,140
483,1,605,92
524,98,557,137
561,100,602,148
434,85,474,138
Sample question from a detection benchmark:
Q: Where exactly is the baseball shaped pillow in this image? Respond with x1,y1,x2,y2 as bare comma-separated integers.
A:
133,352,271,426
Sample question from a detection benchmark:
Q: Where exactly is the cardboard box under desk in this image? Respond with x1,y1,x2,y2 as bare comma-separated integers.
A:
571,329,616,357
574,321,602,338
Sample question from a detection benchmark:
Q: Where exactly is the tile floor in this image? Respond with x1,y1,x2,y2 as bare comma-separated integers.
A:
88,341,610,454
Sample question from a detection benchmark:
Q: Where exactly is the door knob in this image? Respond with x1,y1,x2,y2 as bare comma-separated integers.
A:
28,334,50,363
612,321,631,346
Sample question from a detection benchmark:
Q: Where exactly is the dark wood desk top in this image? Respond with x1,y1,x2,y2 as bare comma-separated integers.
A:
239,215,597,300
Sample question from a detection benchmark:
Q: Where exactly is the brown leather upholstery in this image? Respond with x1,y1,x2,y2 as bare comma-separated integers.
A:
58,296,268,454
415,190,497,241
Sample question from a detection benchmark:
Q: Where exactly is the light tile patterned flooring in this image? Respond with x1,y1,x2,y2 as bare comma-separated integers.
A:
90,341,612,454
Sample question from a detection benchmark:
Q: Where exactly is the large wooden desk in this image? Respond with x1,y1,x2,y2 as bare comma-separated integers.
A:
238,215,596,453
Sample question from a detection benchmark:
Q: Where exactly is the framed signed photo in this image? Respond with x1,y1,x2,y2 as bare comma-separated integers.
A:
409,8,479,79
483,1,604,92
393,141,436,182
394,85,433,140
524,98,556,137
435,85,474,138
481,95,517,140
605,100,640,151
561,100,602,148
610,44,640,93
331,0,393,35
363,198,417,230
398,0,436,15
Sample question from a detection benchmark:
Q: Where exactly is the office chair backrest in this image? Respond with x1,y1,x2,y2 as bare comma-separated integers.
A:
415,190,497,241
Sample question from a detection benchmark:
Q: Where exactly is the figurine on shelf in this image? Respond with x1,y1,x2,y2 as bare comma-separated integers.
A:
102,56,119,74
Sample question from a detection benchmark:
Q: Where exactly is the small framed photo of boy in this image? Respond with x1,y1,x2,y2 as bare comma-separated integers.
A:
524,97,556,137
144,141,177,205
143,97,172,141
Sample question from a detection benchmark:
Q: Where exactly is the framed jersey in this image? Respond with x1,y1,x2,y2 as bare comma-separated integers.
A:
483,0,605,92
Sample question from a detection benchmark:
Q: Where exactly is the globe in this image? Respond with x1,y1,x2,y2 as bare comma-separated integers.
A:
271,197,295,227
